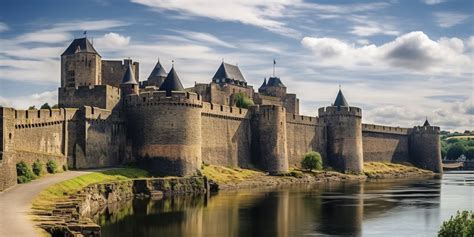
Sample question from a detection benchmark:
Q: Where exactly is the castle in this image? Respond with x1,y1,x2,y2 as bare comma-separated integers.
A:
0,38,442,191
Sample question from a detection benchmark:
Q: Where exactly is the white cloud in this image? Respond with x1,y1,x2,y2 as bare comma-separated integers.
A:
356,39,370,45
301,31,472,75
350,24,399,37
0,90,57,109
467,36,474,49
422,0,445,5
173,30,236,48
0,22,9,32
434,12,470,28
94,32,131,49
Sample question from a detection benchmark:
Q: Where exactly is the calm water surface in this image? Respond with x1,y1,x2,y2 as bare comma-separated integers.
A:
97,172,473,236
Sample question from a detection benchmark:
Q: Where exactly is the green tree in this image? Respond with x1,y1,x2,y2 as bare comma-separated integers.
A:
465,147,474,160
234,93,254,108
40,103,51,109
301,151,323,171
32,160,43,176
52,104,59,109
28,105,36,110
446,143,466,160
438,210,474,237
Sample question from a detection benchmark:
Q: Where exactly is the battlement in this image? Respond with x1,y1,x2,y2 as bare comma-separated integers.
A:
286,113,323,126
362,123,409,135
83,106,121,121
59,84,121,110
318,106,362,117
201,102,250,120
410,125,441,134
0,107,78,127
124,91,202,107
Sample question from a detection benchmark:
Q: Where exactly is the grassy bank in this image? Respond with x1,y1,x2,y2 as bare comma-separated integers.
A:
32,168,150,210
363,162,433,178
202,164,263,184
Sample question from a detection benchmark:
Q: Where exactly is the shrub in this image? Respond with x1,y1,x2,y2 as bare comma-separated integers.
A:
16,161,35,183
46,160,58,174
465,147,474,160
234,93,254,108
438,210,474,237
40,103,51,109
446,143,466,160
288,170,304,178
301,151,323,171
32,160,43,176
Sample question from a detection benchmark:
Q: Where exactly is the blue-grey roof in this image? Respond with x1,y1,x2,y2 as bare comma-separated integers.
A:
334,89,348,107
121,64,137,85
148,60,167,79
259,78,267,89
61,38,100,56
213,62,246,82
159,67,184,93
266,76,285,87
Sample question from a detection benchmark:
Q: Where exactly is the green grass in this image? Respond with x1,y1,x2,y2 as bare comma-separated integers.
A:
363,162,431,178
446,135,474,140
202,164,262,184
32,168,150,210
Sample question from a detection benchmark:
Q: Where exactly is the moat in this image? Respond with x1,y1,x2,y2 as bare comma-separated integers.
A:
95,172,473,237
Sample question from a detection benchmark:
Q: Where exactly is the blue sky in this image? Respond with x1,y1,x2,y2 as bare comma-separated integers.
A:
0,0,472,131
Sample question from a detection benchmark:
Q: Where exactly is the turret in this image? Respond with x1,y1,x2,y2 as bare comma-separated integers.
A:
120,63,139,96
60,37,102,88
260,76,287,98
159,66,184,96
254,105,289,175
146,59,167,87
212,62,247,87
318,88,363,173
408,119,442,173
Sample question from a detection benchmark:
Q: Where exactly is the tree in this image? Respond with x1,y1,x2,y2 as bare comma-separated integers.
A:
40,103,51,109
446,143,466,160
438,210,474,237
234,93,254,108
52,104,59,109
465,147,474,160
28,105,36,110
301,151,323,171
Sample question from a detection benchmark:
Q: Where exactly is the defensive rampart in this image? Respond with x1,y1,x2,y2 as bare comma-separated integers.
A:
361,124,410,163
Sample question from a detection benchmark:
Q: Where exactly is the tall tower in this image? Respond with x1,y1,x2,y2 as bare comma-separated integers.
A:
146,59,167,87
61,37,102,88
409,119,443,173
318,89,363,173
120,63,139,97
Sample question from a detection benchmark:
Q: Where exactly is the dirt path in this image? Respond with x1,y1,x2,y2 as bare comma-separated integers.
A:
0,170,94,237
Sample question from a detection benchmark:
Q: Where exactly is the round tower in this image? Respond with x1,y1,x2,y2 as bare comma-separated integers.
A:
120,63,139,97
256,104,289,175
408,119,442,173
318,89,363,173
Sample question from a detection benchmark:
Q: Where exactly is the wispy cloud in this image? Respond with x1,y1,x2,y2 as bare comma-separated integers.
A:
0,22,9,32
422,0,445,5
434,12,470,28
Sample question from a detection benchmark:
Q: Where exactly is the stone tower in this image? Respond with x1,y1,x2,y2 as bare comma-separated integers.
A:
120,63,139,96
159,66,185,96
409,119,443,173
255,104,289,175
318,89,363,173
146,60,167,87
61,37,101,88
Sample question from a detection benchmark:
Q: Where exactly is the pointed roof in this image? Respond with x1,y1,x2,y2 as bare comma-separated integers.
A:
423,118,431,127
212,62,246,82
61,37,100,56
266,76,286,87
259,78,267,89
148,60,167,79
333,89,348,107
121,63,137,85
159,67,184,93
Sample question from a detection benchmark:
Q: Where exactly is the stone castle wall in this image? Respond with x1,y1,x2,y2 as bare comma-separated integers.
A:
361,124,410,163
59,85,121,110
101,60,139,88
61,53,102,88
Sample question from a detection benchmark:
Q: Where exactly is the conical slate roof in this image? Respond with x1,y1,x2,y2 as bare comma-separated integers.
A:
260,78,267,89
148,60,167,79
61,37,100,56
212,62,246,82
333,89,348,107
423,118,431,127
159,67,184,93
121,63,137,85
266,76,285,87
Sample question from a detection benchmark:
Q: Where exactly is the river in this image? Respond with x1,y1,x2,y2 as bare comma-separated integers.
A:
96,172,473,236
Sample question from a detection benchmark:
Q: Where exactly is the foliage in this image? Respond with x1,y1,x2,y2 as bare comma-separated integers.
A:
438,210,474,237
363,162,431,178
62,164,68,171
465,147,474,160
32,160,43,176
40,103,51,109
46,160,58,174
32,168,150,210
52,104,59,109
16,161,36,183
286,170,304,178
202,164,261,184
28,105,36,110
301,151,323,171
446,143,467,160
234,92,254,108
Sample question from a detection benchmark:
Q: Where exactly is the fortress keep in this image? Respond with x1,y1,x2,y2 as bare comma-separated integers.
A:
0,38,442,190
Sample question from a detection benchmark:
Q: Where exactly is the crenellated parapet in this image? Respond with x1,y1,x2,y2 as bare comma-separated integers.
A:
124,91,202,108
362,123,409,135
201,102,250,120
408,124,442,173
286,113,324,127
318,106,362,118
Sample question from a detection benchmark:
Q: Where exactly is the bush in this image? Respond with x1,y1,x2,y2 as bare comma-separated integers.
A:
32,160,43,176
301,151,323,171
465,147,474,160
40,103,51,109
16,161,36,183
446,143,466,160
46,160,58,174
438,210,474,237
234,93,254,108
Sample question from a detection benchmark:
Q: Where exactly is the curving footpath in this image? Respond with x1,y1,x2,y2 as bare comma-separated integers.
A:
0,170,94,237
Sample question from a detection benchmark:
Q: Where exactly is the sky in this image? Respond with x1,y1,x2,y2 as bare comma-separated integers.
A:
0,0,472,132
